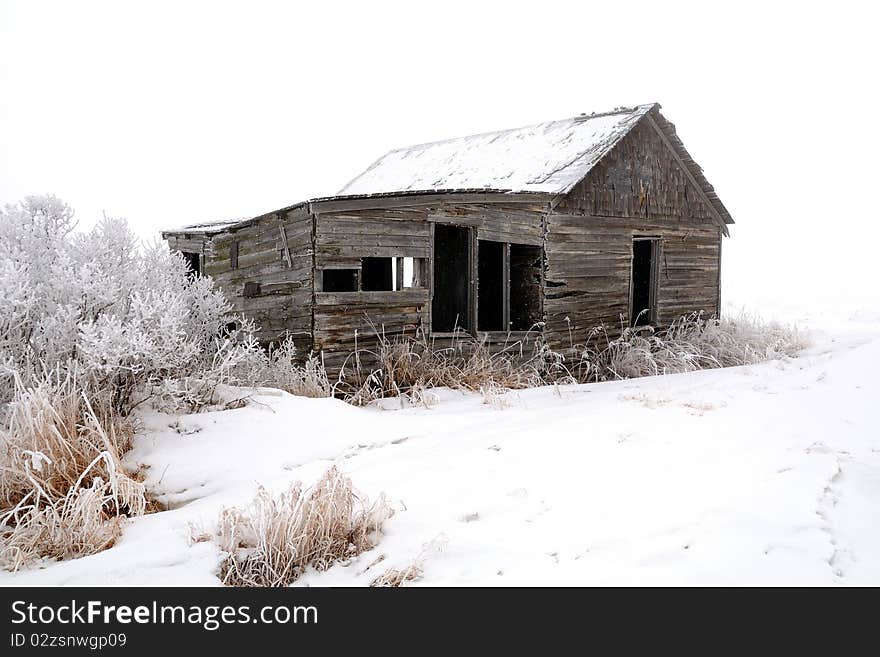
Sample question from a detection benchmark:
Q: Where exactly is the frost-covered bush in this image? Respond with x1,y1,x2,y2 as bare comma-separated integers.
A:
0,195,237,413
0,195,331,571
226,336,332,399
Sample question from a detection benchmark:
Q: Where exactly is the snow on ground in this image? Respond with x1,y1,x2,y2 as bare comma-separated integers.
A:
2,308,879,586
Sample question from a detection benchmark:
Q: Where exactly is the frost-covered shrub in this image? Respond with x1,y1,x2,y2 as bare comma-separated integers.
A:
0,195,333,570
226,336,332,399
0,195,236,413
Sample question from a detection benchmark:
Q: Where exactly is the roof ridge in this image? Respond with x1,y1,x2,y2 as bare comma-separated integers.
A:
380,103,655,157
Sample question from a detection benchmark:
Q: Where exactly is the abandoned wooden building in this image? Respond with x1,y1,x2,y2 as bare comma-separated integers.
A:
163,103,733,367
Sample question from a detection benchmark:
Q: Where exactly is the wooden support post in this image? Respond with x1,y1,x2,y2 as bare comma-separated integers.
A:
395,256,405,290
279,223,293,269
502,242,511,330
469,227,477,334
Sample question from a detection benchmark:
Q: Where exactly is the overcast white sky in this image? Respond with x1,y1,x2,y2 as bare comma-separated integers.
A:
1,1,878,310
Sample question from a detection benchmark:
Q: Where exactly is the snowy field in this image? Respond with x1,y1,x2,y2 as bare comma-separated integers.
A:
1,301,879,586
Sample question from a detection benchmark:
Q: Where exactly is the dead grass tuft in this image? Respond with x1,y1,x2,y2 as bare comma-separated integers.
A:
0,371,146,571
579,311,807,381
368,535,446,587
370,561,423,587
232,337,332,399
215,466,394,587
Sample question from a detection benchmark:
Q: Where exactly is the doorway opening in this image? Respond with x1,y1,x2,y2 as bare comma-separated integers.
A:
510,244,542,330
631,238,659,327
477,240,505,331
432,224,470,332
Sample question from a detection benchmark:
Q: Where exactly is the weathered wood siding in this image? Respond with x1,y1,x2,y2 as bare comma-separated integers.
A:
555,119,717,221
545,119,723,347
434,203,544,246
311,198,546,367
544,216,721,346
164,234,208,256
203,206,313,352
312,206,430,368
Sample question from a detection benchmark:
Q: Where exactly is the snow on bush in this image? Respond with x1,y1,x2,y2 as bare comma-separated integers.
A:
0,195,261,570
226,336,332,400
0,195,331,571
0,195,237,414
211,467,393,587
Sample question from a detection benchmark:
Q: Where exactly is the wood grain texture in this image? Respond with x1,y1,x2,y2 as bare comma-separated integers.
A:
543,213,721,346
555,119,718,224
202,205,314,349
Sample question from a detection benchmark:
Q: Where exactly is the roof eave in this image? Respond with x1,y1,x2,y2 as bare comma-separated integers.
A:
162,190,552,237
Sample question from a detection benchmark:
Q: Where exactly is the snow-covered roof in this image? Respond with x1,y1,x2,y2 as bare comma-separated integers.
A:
338,104,656,197
163,102,733,237
162,217,253,235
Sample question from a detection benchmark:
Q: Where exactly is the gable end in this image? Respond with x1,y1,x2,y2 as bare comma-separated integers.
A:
554,110,731,235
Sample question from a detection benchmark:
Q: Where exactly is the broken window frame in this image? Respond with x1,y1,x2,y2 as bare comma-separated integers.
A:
395,257,428,290
430,222,543,336
361,256,428,291
475,239,543,334
431,224,473,334
320,268,360,292
361,257,394,291
477,240,509,332
508,243,543,332
318,258,427,294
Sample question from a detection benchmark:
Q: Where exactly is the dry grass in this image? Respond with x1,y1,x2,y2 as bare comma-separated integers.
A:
368,535,446,587
215,466,394,587
480,382,518,410
370,561,423,587
0,309,805,575
329,312,805,406
0,371,146,571
579,311,808,381
250,342,333,399
151,339,333,414
335,328,550,406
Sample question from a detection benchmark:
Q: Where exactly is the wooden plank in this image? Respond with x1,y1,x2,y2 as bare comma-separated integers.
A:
315,289,429,306
395,257,404,291
279,224,292,268
311,191,551,214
